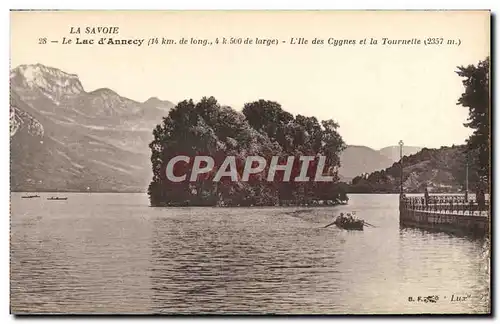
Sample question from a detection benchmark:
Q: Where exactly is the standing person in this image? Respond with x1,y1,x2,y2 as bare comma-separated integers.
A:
474,186,480,211
424,187,430,207
478,189,486,210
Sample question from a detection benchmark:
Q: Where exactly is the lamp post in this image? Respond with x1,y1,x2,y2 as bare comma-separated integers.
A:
465,154,469,202
399,140,404,196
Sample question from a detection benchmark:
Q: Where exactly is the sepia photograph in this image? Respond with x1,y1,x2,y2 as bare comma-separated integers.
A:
9,10,491,315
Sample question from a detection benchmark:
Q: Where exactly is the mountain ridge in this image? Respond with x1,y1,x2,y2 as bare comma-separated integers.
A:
10,63,426,192
338,144,423,182
10,64,174,192
347,145,470,193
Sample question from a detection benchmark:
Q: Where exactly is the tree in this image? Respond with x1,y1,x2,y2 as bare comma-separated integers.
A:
149,97,347,207
243,100,346,204
456,57,490,189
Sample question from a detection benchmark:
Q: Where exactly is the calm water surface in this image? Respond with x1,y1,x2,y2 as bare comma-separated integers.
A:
10,193,490,314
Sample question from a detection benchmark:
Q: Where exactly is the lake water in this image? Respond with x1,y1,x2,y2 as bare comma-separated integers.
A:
10,193,490,314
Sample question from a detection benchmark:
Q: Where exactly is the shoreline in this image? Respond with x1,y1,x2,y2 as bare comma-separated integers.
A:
149,202,349,208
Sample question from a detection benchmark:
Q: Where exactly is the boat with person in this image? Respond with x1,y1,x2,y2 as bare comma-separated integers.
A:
21,194,40,199
334,213,364,231
47,197,68,201
324,212,376,231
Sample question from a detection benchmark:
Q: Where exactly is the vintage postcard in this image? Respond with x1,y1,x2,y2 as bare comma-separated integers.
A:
9,10,491,315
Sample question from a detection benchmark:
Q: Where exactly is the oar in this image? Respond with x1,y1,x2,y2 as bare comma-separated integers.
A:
324,221,336,228
363,221,377,228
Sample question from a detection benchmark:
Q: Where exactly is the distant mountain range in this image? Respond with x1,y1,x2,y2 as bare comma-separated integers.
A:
338,145,423,182
10,64,424,192
10,64,173,192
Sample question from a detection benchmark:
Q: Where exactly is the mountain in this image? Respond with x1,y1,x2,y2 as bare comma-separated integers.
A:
10,64,174,192
378,145,423,163
10,64,427,192
348,145,469,193
338,145,423,181
338,146,393,181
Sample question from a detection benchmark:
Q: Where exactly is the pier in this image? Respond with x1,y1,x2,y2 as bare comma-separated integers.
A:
399,195,490,236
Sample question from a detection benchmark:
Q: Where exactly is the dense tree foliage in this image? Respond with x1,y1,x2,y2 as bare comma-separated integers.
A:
456,57,490,189
148,97,347,206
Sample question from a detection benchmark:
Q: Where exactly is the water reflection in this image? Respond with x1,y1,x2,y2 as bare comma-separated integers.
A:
396,227,490,314
149,209,342,314
10,193,490,314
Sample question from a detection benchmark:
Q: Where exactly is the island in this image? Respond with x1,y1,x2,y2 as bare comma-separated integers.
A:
148,98,348,207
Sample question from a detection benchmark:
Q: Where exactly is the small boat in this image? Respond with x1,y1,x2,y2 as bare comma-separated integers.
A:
21,195,40,199
47,197,68,201
334,213,364,231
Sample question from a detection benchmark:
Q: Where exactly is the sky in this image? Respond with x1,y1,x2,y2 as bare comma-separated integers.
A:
10,10,490,149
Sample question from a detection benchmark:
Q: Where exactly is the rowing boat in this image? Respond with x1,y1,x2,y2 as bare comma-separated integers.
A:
334,213,364,231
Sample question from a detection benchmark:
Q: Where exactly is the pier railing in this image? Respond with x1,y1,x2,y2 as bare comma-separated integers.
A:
402,195,489,217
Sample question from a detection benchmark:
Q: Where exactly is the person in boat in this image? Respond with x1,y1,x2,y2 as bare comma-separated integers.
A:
337,213,346,224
